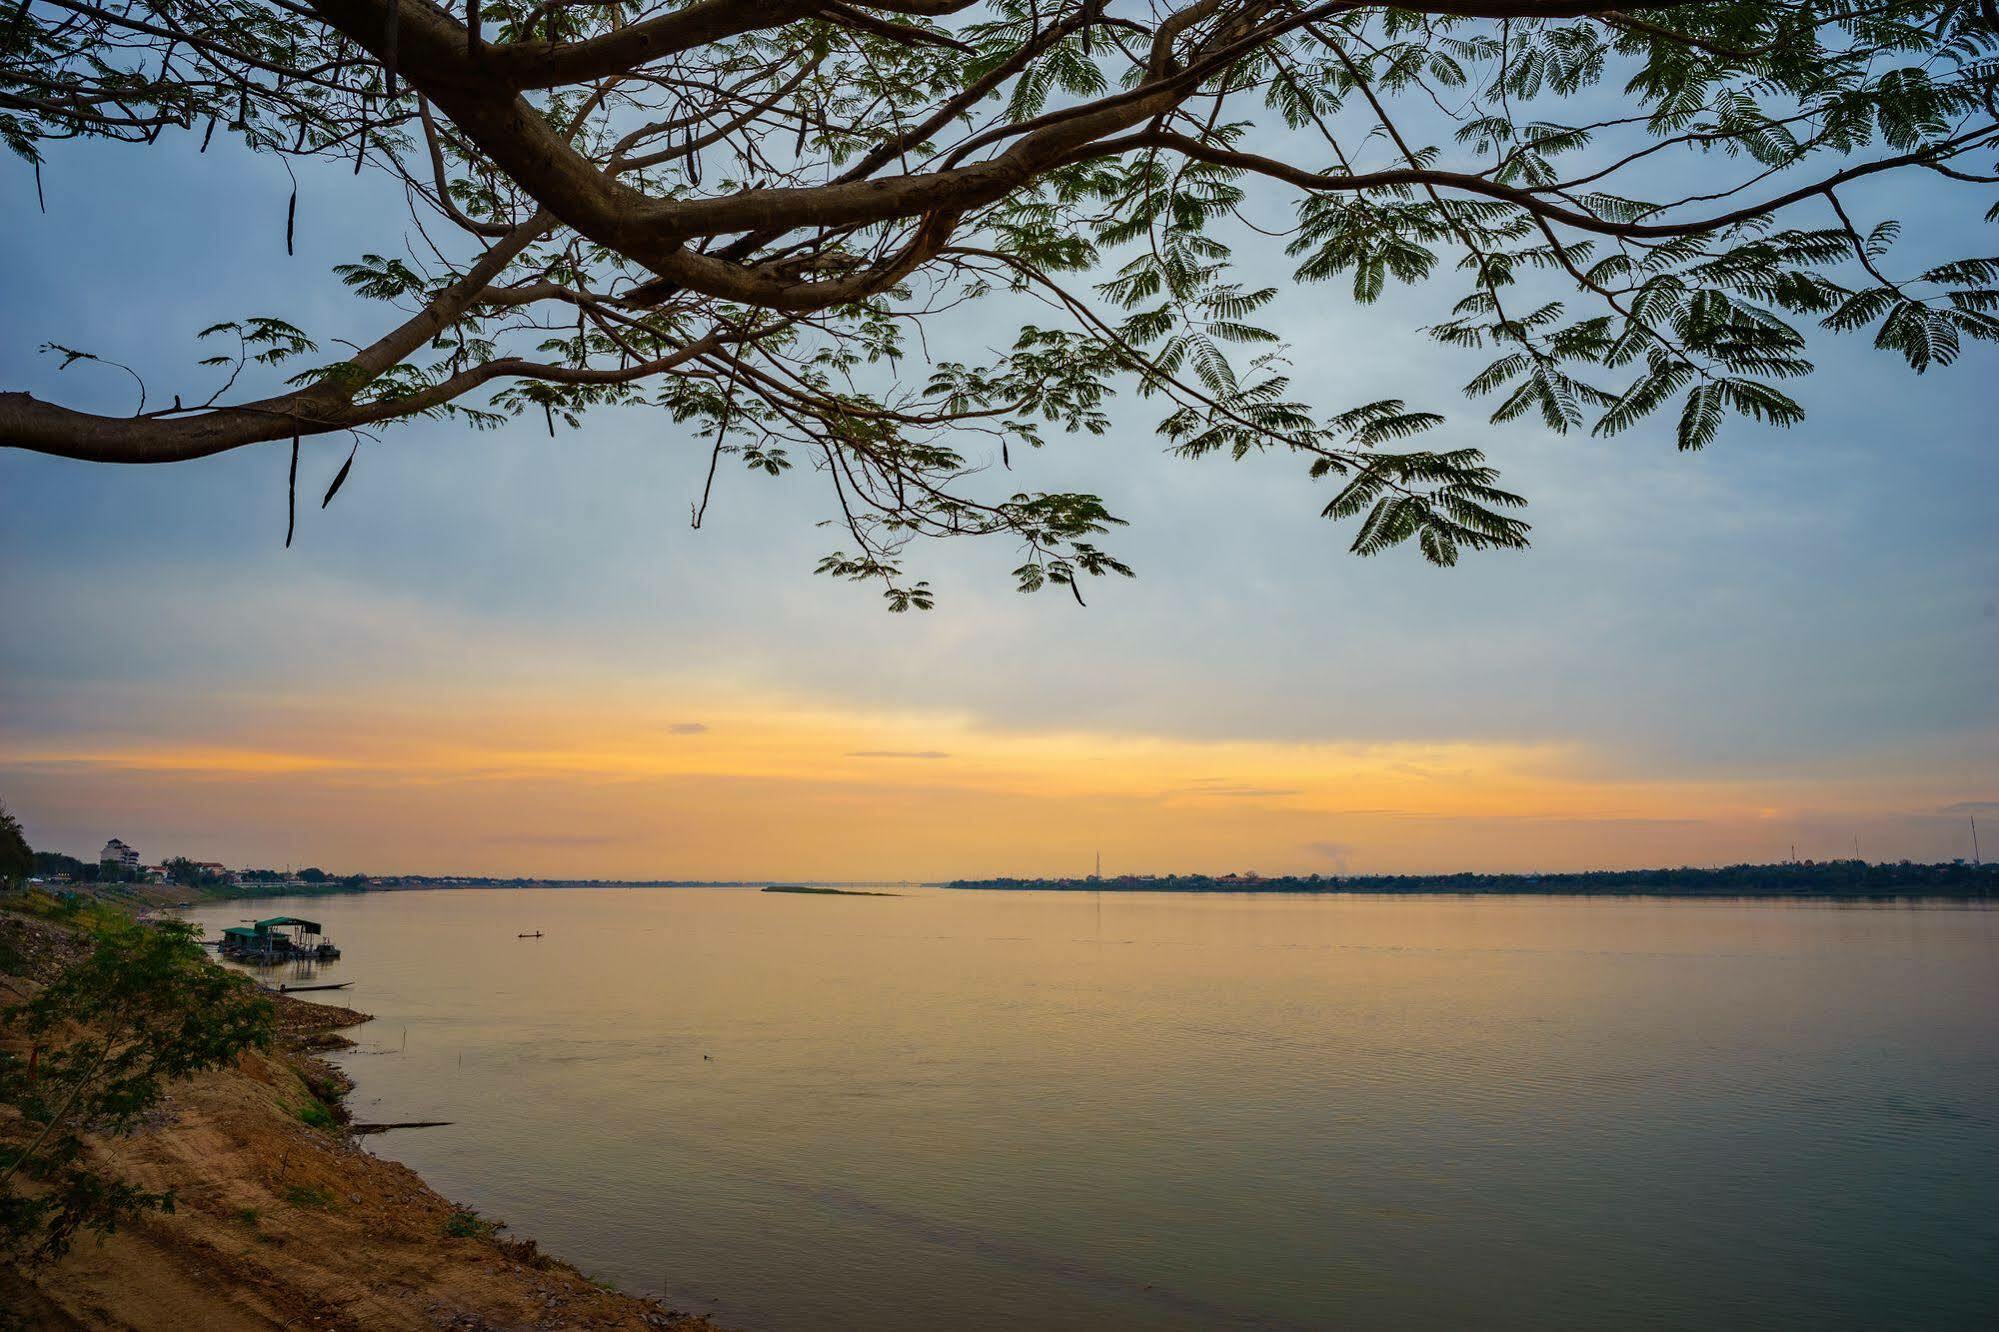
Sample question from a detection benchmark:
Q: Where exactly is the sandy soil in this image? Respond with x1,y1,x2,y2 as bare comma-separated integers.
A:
2,911,721,1331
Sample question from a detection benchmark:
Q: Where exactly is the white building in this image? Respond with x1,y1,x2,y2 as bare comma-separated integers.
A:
100,838,140,869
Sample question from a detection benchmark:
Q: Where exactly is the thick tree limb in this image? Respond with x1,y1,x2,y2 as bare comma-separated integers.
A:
2,0,1991,615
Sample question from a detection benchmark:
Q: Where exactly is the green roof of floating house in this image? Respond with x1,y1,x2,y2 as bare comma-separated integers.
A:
253,916,321,933
221,926,265,942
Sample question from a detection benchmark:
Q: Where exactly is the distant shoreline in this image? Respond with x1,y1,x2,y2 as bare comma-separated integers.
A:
43,859,1995,907
946,861,1998,899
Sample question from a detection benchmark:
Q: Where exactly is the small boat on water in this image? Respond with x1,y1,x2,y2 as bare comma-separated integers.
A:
262,980,354,994
518,931,544,938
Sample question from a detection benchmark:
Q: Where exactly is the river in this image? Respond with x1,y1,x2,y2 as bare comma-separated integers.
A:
193,887,1999,1330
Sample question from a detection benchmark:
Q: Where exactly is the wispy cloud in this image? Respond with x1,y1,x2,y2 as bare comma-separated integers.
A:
846,750,951,760
664,722,709,735
1304,840,1353,871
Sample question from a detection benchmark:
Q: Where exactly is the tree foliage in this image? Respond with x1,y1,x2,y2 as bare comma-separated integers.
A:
0,805,31,888
30,851,94,883
0,909,274,1264
164,856,221,888
2,0,1995,603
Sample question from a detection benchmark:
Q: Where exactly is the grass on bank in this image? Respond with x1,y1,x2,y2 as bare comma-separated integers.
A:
283,1184,334,1210
295,1097,337,1130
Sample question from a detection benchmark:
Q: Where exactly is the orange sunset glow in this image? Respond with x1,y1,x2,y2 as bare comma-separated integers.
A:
5,681,1989,879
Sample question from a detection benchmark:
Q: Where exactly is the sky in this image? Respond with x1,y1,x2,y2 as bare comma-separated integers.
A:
2,121,1995,881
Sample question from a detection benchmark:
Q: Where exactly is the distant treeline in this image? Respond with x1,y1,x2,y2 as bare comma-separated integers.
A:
946,861,1998,898
372,878,781,888
29,852,364,892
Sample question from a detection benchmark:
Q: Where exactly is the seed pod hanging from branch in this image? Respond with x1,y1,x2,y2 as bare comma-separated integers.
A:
322,441,358,507
383,0,400,99
285,427,299,548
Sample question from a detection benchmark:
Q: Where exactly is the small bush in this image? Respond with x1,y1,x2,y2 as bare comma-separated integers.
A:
283,1185,332,1209
444,1209,498,1239
496,1234,553,1269
234,1207,261,1226
295,1098,335,1130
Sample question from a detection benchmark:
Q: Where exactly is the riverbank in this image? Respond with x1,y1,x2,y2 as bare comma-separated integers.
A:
0,908,720,1331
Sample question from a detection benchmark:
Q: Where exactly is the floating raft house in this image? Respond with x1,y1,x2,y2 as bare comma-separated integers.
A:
218,916,341,961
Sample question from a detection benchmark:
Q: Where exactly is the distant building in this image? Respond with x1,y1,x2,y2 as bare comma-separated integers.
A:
100,838,140,869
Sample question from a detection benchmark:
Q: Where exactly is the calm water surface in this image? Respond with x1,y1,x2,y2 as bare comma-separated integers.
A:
195,888,1999,1330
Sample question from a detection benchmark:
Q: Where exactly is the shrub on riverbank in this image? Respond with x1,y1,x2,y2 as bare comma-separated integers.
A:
445,1208,499,1240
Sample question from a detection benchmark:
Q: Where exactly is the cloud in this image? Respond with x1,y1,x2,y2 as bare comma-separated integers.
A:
1323,808,1429,819
3,141,1994,881
1305,840,1354,869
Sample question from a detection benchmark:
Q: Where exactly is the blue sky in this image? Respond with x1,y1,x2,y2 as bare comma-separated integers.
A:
2,128,1994,878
